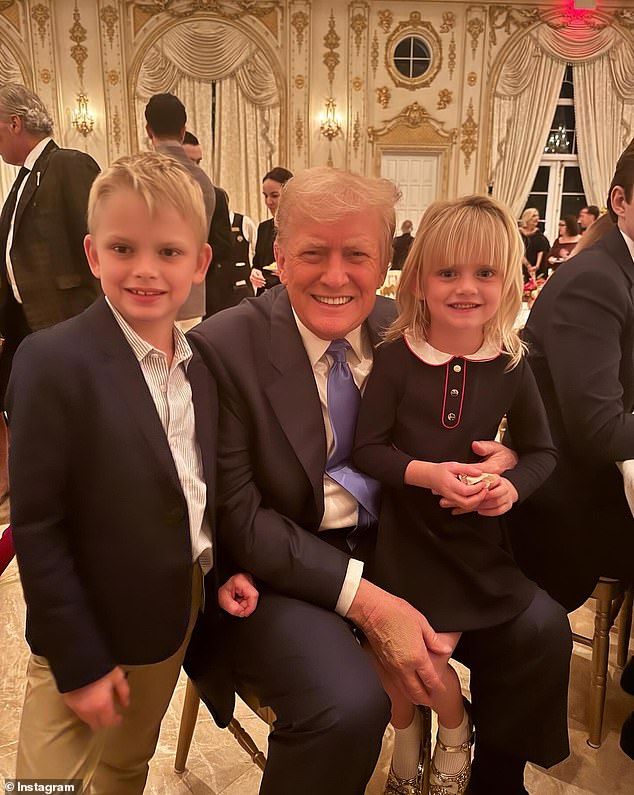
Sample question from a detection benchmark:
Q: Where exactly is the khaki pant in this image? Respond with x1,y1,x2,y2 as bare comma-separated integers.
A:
16,565,203,795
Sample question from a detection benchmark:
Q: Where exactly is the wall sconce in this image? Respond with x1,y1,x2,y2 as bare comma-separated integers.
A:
320,98,341,141
72,92,94,136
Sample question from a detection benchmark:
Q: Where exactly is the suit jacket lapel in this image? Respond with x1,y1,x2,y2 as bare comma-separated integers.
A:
188,352,218,532
85,298,182,494
13,140,58,233
265,290,327,509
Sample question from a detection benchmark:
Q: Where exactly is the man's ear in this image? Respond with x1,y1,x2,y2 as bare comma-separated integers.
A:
274,240,287,284
84,234,100,279
611,185,627,218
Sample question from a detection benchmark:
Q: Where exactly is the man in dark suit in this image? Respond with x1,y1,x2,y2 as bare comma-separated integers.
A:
511,140,634,611
0,83,100,496
190,167,520,794
391,218,414,269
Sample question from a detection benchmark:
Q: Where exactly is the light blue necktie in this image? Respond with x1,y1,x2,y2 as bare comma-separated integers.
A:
325,339,380,549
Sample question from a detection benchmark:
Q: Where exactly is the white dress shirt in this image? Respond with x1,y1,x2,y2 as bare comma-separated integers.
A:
107,299,213,573
293,313,373,615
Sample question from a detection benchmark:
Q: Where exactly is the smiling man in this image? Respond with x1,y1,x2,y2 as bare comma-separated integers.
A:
189,168,517,795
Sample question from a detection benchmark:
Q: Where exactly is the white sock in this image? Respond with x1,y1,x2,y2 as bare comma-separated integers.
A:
392,710,421,780
433,708,471,777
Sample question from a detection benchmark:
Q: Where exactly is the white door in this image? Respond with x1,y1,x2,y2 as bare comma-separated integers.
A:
380,152,439,232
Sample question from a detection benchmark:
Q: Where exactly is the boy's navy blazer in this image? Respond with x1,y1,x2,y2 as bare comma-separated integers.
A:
8,297,230,723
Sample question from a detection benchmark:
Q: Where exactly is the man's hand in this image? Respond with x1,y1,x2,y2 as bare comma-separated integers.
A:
218,572,259,617
62,666,130,730
346,579,453,704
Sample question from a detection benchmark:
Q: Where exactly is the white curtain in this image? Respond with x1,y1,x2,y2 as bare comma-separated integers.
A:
490,34,564,217
213,76,279,222
134,20,279,215
0,42,23,201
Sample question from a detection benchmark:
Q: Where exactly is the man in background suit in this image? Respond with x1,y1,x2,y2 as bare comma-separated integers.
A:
145,93,216,331
190,167,519,794
391,218,414,269
0,83,100,498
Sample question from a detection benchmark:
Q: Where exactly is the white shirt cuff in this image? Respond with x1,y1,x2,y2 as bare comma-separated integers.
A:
335,558,364,616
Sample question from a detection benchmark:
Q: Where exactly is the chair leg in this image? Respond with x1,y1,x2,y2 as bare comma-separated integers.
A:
419,705,432,795
588,590,613,748
617,588,633,669
174,678,200,773
228,718,267,771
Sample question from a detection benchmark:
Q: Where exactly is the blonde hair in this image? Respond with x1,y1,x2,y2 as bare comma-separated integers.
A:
388,194,526,369
87,151,207,246
520,207,539,227
275,167,400,266
569,212,614,257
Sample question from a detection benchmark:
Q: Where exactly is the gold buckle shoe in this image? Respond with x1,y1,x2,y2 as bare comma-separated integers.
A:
429,721,474,795
383,764,423,795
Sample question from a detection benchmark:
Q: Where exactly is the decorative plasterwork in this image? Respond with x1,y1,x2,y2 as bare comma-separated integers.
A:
615,9,634,29
100,4,119,47
69,1,88,82
350,11,367,56
347,2,369,169
377,9,392,34
370,31,379,78
352,113,361,154
131,0,280,38
448,34,456,80
295,112,303,155
467,71,477,86
0,0,19,31
368,102,457,145
31,3,49,46
98,0,130,160
376,86,390,109
467,17,484,58
461,99,478,173
437,89,452,110
440,12,455,33
352,76,363,91
385,11,442,91
323,10,340,85
291,9,308,53
488,6,539,47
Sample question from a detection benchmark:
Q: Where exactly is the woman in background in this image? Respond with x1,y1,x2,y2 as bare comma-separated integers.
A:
519,208,549,282
249,167,293,294
547,215,581,271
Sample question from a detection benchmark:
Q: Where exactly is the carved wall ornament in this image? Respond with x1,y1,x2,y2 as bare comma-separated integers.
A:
352,112,361,154
461,99,478,173
107,69,120,85
447,33,456,80
437,89,452,110
440,12,455,33
488,6,540,47
131,1,280,37
385,12,442,90
291,10,309,53
545,5,607,32
352,76,363,91
378,9,393,34
0,0,18,28
467,17,484,58
376,86,390,109
294,74,305,89
323,11,340,86
100,5,119,48
69,0,88,82
350,12,367,56
370,31,379,78
39,68,52,84
295,112,304,154
467,71,477,87
615,9,634,30
31,3,50,46
113,107,122,152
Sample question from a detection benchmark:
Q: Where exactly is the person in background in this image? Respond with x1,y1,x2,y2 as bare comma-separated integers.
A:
391,219,415,270
225,191,257,299
568,212,615,257
519,208,550,282
578,204,600,232
249,166,293,295
547,215,581,272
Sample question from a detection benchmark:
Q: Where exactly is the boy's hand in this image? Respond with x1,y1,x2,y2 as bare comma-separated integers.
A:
62,666,130,731
218,572,259,617
476,476,518,516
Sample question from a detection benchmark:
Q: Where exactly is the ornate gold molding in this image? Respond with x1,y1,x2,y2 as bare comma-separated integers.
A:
467,71,477,87
351,12,367,56
39,68,52,84
100,5,118,47
437,89,452,110
352,76,363,91
440,12,455,34
461,99,478,173
467,17,484,58
488,6,539,47
385,12,442,91
131,0,280,37
323,10,340,86
368,102,457,145
352,112,361,154
31,3,50,46
106,69,120,85
294,74,305,89
113,107,122,152
0,0,19,31
69,1,88,82
378,9,392,34
376,86,390,109
295,112,303,155
291,10,308,53
615,9,634,29
448,34,456,80
370,30,379,78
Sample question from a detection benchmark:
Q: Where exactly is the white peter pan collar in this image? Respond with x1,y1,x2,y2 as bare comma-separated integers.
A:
404,332,502,365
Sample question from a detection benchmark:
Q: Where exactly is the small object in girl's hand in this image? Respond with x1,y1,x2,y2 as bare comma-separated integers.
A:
458,473,496,487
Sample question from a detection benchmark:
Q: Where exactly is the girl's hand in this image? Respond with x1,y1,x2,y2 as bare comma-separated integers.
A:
218,573,259,617
249,268,266,291
405,460,489,511
476,477,519,516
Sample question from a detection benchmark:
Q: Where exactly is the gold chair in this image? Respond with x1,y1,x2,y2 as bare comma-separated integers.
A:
175,677,435,794
572,578,633,748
